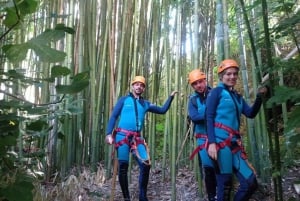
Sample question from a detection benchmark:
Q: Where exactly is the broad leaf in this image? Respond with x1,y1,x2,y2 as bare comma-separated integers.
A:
2,0,38,28
0,174,35,201
2,44,29,62
29,42,67,62
285,106,300,132
266,86,300,108
26,120,49,132
56,71,90,94
51,65,71,78
56,80,90,94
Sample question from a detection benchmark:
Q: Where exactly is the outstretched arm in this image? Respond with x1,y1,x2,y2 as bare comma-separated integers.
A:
148,91,178,114
242,86,268,118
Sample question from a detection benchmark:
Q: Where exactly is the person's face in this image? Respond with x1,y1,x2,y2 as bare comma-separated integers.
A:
221,67,239,87
132,82,145,96
191,79,207,93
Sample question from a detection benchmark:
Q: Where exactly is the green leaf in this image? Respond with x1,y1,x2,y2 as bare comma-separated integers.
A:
2,44,29,62
3,26,72,63
3,7,19,27
56,80,90,94
0,135,18,147
72,71,90,82
32,28,66,43
285,107,300,132
28,42,67,62
56,71,90,94
18,0,38,15
0,118,19,135
2,0,38,28
7,69,25,79
51,65,71,78
266,86,300,108
26,120,48,132
55,23,76,34
0,174,34,201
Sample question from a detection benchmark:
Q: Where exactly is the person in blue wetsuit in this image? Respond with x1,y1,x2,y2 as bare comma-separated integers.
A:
187,69,217,201
105,75,178,201
206,59,268,201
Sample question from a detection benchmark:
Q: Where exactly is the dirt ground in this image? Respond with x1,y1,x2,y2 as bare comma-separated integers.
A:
41,162,300,201
96,163,300,201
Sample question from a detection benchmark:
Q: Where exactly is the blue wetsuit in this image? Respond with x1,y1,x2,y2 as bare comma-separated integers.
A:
106,92,175,201
206,82,262,201
188,88,217,201
106,92,174,162
188,89,214,167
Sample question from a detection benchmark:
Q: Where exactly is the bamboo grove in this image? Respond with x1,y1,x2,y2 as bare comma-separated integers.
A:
0,0,300,201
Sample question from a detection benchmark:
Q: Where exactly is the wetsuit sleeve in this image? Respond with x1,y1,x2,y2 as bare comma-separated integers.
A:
148,96,174,114
241,95,262,118
188,96,205,124
206,89,220,143
105,97,126,135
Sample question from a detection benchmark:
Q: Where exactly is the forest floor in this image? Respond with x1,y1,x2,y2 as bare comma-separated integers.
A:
41,162,300,201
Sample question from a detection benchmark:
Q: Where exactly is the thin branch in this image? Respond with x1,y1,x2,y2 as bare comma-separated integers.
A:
0,89,65,107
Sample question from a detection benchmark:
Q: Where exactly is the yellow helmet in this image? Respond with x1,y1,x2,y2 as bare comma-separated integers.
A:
131,75,146,86
218,59,239,73
188,69,206,85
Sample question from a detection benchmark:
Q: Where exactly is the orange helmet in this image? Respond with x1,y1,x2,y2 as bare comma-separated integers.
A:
188,69,206,85
131,75,146,86
218,59,239,73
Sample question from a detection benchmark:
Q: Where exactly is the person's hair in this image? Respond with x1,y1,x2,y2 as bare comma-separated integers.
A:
218,71,225,81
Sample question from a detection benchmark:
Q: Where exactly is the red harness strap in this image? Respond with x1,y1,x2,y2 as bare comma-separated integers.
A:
214,123,247,159
113,128,143,149
113,128,151,165
189,134,208,160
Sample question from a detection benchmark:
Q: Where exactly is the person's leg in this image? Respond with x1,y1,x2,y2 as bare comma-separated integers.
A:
216,146,233,201
138,162,151,201
136,141,151,201
118,160,131,201
203,166,217,201
200,147,217,201
233,152,258,201
116,134,131,201
216,174,233,201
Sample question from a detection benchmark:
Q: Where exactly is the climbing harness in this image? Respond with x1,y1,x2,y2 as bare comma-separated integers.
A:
214,122,256,174
113,128,151,165
189,133,208,160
